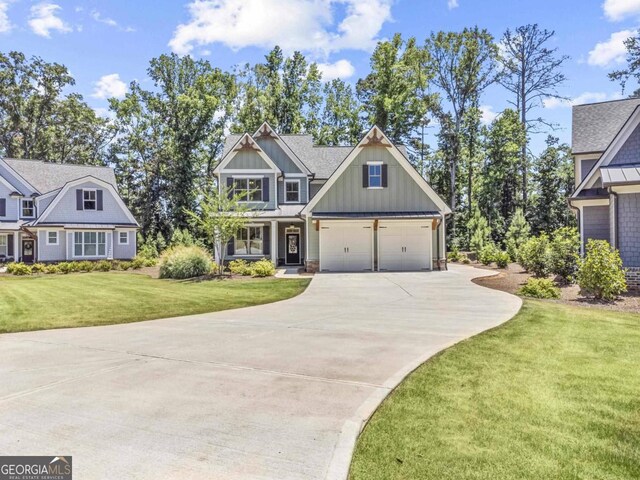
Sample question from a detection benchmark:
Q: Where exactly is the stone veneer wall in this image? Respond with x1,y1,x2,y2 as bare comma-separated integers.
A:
626,267,640,290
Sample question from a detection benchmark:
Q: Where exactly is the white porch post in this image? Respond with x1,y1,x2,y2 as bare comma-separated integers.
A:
13,232,19,261
271,220,278,265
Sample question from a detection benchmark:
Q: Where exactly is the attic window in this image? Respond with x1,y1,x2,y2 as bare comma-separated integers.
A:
368,163,382,188
83,189,97,210
21,199,34,218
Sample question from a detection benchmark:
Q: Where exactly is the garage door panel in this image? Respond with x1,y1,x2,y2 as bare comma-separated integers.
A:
320,222,373,272
378,222,432,271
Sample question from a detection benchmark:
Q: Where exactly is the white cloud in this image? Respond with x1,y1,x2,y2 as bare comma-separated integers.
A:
603,0,640,21
317,59,355,80
588,29,634,66
447,0,459,9
168,0,393,56
28,3,71,38
92,73,127,99
91,10,117,27
543,91,623,109
480,105,498,125
0,1,12,33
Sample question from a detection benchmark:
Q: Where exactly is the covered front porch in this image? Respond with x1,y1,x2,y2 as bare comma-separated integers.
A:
0,223,36,263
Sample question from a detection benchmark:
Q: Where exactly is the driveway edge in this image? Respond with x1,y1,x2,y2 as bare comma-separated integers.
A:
324,267,522,480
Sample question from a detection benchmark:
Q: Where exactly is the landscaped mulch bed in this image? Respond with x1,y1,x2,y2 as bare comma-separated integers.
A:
468,261,640,314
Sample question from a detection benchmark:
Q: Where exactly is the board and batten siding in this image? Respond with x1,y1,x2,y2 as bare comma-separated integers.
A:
617,193,640,267
310,146,439,213
582,205,610,248
37,229,66,261
225,150,272,170
0,181,19,220
277,178,308,204
219,173,276,210
306,216,319,261
255,137,302,174
41,181,132,225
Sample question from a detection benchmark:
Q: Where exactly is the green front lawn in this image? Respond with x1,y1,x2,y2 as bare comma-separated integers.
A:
0,272,310,333
350,301,640,480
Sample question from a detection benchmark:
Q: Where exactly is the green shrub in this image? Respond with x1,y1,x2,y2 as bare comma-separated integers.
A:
549,227,580,283
75,260,95,272
478,243,499,265
67,262,82,273
170,228,196,247
131,257,145,269
229,259,252,276
95,260,112,272
119,261,133,271
45,264,61,274
138,240,159,260
31,263,47,274
143,258,157,267
57,262,72,274
250,258,276,277
7,262,32,275
517,277,560,299
505,209,531,262
495,251,511,269
159,245,212,279
448,245,461,262
519,235,551,277
577,240,627,301
460,253,470,264
468,208,492,256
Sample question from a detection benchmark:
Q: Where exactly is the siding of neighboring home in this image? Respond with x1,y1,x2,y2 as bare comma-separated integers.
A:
38,229,66,261
617,193,640,267
277,222,305,263
581,158,598,181
219,173,276,210
255,137,302,173
0,163,37,196
611,122,640,166
311,146,439,213
40,181,132,225
113,230,137,259
65,230,114,261
0,182,19,220
225,150,272,170
277,178,309,204
582,205,610,247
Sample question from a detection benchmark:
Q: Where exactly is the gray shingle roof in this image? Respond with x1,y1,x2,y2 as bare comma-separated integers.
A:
220,133,409,180
572,98,640,154
3,159,117,194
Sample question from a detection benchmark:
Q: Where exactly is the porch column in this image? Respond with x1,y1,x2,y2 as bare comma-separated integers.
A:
270,220,278,265
13,232,19,261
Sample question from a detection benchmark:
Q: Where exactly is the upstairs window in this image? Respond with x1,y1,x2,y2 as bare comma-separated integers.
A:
234,178,263,202
284,179,300,203
21,199,34,218
368,164,382,188
83,189,97,210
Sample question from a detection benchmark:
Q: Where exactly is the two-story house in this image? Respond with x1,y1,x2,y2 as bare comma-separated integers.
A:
569,98,640,288
0,158,138,263
214,123,451,272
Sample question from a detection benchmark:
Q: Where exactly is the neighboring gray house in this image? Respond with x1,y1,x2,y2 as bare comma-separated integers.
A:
570,98,640,287
0,158,138,263
213,123,451,272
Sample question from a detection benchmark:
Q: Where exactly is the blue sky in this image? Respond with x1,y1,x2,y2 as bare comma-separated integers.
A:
1,0,639,154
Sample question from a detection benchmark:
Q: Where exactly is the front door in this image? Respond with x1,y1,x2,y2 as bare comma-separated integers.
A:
22,239,35,263
285,233,300,265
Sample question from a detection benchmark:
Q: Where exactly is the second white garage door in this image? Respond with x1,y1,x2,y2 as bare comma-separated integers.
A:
319,221,373,272
378,221,432,271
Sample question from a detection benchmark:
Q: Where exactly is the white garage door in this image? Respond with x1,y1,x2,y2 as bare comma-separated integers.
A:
319,221,373,272
378,221,432,271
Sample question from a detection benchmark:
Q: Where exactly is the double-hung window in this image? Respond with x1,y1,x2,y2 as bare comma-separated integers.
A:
83,189,97,210
21,199,34,218
118,231,129,245
235,227,263,255
74,231,106,257
284,179,300,203
47,231,59,245
0,235,7,257
234,178,262,202
368,164,382,188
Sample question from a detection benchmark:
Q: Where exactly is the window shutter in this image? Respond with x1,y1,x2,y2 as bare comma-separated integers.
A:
362,165,369,188
262,177,270,202
7,234,13,256
227,237,234,256
381,164,388,188
227,177,234,199
76,189,83,210
263,225,270,255
97,190,104,211
0,198,5,216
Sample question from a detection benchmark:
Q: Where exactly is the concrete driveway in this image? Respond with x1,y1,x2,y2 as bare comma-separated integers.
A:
0,265,520,480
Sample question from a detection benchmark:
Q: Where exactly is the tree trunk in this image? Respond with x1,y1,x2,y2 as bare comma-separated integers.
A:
520,60,528,212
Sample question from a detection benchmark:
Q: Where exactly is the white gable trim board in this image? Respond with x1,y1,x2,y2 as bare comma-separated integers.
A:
213,133,280,174
302,126,451,216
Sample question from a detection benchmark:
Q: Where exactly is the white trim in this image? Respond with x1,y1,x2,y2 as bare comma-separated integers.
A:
302,126,452,215
118,231,129,245
82,188,98,211
213,133,280,174
34,175,139,226
569,198,609,207
229,174,267,179
20,198,35,218
282,173,308,178
366,161,383,165
283,179,301,203
220,169,274,174
46,230,59,245
71,230,108,259
573,106,640,196
252,122,312,175
270,220,278,265
611,184,640,194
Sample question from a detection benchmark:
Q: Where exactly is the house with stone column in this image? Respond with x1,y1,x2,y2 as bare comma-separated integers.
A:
569,98,640,288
